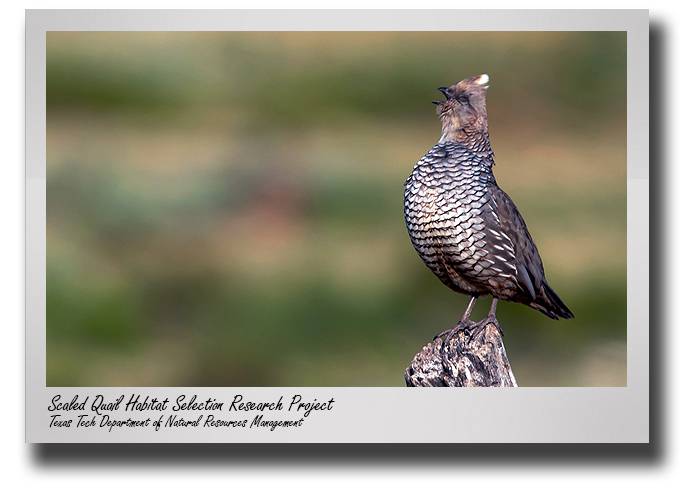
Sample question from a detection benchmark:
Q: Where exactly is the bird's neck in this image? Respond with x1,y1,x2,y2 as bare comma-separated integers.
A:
439,127,493,155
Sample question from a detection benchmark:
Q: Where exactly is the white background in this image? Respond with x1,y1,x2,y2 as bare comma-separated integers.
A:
2,1,696,492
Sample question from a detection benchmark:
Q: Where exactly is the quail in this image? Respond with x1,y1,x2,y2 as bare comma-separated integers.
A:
404,74,573,344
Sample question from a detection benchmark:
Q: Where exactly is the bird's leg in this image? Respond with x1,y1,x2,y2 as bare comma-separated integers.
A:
480,297,502,335
437,296,478,374
460,296,478,325
467,297,500,345
487,297,499,320
433,296,477,340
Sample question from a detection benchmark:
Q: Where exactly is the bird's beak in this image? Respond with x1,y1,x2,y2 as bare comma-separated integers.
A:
437,86,450,98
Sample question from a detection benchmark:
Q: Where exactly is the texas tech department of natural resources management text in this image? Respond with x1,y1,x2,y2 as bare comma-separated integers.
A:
48,394,336,432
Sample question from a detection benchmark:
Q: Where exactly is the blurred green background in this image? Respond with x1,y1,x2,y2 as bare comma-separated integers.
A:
46,32,626,387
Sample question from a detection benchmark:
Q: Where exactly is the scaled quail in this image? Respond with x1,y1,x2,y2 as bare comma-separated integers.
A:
404,74,573,343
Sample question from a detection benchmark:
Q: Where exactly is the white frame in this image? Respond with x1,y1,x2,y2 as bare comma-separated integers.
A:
26,9,649,443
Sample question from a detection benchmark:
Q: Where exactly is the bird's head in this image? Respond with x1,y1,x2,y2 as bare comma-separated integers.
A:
434,74,490,140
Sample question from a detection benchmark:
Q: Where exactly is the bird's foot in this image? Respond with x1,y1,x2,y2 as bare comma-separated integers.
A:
434,319,472,341
471,314,502,338
486,314,503,335
438,320,475,375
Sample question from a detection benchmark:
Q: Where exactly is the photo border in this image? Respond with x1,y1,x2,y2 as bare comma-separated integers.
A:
26,9,649,443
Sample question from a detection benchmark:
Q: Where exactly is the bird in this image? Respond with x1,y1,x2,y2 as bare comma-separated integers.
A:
403,74,573,345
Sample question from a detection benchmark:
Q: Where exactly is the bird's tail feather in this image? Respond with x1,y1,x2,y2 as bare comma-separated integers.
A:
531,283,574,320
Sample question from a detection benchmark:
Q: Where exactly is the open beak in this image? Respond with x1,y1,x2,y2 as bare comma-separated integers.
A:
437,86,451,98
434,86,451,105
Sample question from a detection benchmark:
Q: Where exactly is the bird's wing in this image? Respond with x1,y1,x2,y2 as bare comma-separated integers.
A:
481,187,546,301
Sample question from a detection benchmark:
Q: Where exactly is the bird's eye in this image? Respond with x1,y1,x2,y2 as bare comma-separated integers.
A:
458,94,470,104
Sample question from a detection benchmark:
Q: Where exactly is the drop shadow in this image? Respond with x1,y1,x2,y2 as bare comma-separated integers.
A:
32,442,654,467
648,19,667,462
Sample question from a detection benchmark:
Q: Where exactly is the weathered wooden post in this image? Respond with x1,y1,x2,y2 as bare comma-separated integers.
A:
405,320,517,387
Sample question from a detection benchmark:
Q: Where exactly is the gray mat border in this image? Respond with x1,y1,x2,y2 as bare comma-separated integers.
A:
26,10,649,444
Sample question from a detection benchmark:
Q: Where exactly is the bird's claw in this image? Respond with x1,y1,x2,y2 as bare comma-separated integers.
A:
433,319,471,341
438,320,475,375
483,314,502,334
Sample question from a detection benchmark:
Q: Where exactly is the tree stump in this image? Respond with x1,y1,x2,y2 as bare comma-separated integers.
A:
405,319,518,387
